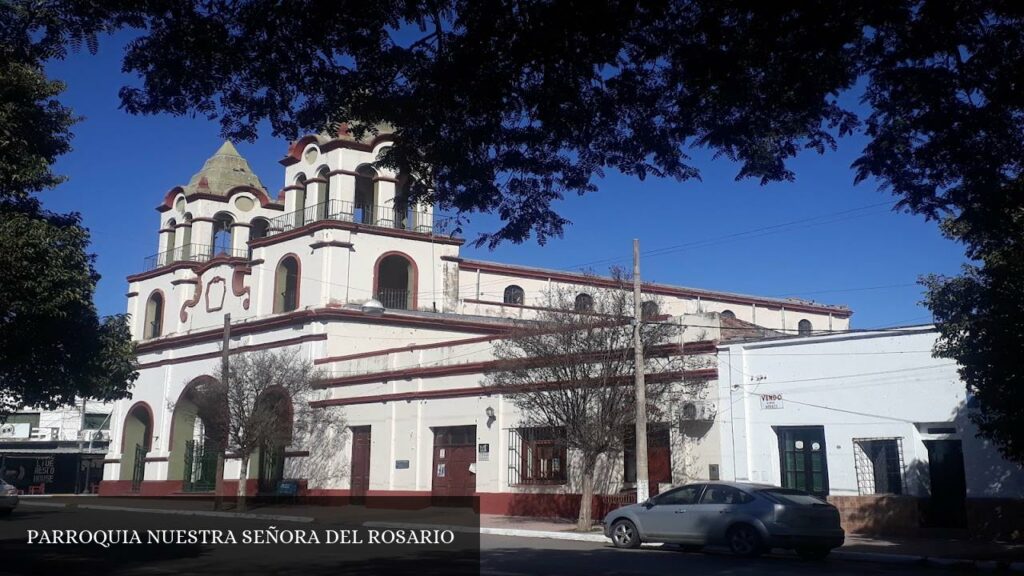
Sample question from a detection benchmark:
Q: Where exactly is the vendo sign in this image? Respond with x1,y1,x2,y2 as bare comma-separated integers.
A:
759,393,784,410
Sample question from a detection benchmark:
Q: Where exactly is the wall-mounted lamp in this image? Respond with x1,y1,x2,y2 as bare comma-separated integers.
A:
361,298,386,315
485,406,496,429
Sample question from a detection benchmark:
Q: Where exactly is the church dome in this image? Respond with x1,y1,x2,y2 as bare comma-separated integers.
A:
184,141,266,196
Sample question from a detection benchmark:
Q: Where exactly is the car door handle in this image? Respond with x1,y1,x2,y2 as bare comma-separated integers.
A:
674,510,686,514
719,509,734,514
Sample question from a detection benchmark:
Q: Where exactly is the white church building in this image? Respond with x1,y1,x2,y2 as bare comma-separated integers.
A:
100,126,851,516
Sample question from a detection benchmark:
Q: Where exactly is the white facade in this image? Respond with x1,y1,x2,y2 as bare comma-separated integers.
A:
103,130,854,513
717,326,1024,499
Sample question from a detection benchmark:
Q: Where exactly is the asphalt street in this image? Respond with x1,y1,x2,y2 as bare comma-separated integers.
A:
480,535,937,576
1,504,941,576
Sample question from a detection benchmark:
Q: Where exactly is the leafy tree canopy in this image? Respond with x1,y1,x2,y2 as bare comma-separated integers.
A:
0,198,138,416
3,1,1023,463
0,2,139,418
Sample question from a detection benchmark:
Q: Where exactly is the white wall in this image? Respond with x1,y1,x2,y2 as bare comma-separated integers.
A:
717,327,1024,499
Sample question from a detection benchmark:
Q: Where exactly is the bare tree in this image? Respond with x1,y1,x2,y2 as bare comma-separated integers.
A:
190,347,336,511
486,269,703,531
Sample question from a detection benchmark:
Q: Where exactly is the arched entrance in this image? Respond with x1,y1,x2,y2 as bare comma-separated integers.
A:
168,377,225,492
119,402,153,492
253,387,294,494
374,252,416,310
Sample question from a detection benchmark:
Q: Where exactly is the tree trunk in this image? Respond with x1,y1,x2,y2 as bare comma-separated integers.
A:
576,462,596,532
213,453,225,511
237,453,249,512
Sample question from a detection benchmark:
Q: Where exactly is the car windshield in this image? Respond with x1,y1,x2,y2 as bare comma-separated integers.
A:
758,488,829,506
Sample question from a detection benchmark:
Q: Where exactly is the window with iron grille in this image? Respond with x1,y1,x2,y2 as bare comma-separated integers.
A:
507,427,567,485
854,438,905,495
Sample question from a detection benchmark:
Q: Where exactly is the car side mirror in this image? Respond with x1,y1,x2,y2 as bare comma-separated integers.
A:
642,498,655,509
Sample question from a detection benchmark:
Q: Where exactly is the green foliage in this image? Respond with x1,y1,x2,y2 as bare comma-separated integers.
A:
0,60,76,198
0,2,142,418
0,199,138,417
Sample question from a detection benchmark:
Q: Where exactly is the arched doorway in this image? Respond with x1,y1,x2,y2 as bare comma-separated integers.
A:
253,387,294,494
374,253,416,310
168,378,225,492
119,402,153,492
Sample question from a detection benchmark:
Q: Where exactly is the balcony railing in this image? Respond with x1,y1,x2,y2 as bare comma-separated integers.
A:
143,243,248,271
266,200,442,238
376,288,411,310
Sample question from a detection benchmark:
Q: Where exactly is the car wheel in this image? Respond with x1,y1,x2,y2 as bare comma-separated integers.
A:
610,519,641,549
726,524,763,558
796,546,831,561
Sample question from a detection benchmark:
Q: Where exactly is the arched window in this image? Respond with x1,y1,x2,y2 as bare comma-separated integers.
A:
503,285,525,305
641,301,659,320
375,253,415,310
354,165,377,224
248,218,270,259
181,213,193,260
720,309,735,319
798,319,812,336
144,292,164,339
574,293,594,312
164,219,177,265
274,256,299,313
293,174,307,228
212,212,234,257
316,167,330,220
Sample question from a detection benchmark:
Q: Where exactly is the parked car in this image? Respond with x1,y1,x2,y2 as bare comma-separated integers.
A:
0,479,18,516
602,482,844,559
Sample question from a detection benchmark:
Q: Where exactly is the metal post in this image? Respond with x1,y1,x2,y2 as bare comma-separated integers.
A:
633,239,649,503
214,313,230,510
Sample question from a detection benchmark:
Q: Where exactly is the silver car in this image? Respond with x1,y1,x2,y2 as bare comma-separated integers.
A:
0,479,18,517
603,482,844,559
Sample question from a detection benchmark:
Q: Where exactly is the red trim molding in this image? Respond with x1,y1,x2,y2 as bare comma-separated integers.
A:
248,219,463,249
135,307,513,355
157,185,284,213
459,259,852,318
311,369,717,407
315,342,715,388
138,334,327,369
315,334,500,365
310,240,354,250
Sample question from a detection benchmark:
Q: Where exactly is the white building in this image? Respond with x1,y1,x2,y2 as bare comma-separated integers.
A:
101,127,852,516
1,402,113,494
717,326,1024,537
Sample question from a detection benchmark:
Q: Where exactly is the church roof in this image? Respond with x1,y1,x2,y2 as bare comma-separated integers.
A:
184,141,267,196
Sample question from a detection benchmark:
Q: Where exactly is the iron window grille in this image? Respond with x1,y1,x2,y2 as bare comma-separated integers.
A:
507,427,568,486
853,437,906,495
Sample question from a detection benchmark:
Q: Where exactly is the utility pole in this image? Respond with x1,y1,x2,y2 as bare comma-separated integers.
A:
633,239,649,503
214,313,230,510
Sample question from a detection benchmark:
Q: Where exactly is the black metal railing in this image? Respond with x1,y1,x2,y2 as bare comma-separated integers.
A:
143,243,248,271
266,200,440,237
376,288,410,310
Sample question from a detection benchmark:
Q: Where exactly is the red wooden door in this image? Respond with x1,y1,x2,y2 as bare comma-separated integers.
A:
350,426,371,498
431,426,476,497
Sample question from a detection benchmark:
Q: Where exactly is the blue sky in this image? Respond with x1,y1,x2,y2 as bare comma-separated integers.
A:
41,36,966,328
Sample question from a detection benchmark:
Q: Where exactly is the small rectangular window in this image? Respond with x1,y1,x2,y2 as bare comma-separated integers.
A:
507,427,567,485
5,413,40,428
83,413,110,430
854,438,904,495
